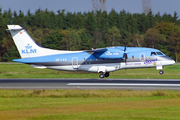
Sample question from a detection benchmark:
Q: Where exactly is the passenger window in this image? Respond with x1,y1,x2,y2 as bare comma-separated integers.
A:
151,52,156,56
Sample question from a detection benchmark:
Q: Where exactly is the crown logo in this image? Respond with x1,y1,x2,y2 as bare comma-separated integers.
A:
25,44,32,49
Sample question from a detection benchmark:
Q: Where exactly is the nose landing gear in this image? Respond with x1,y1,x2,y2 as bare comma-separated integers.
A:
99,73,104,78
99,72,110,78
159,70,164,75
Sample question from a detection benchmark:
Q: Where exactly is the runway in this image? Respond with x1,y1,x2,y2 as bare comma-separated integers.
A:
0,78,180,90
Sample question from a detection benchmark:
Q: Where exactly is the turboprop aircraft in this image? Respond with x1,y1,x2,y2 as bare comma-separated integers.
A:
7,25,175,78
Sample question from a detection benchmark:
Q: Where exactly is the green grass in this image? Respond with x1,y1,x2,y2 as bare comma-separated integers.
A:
0,89,180,120
0,64,180,119
0,64,180,78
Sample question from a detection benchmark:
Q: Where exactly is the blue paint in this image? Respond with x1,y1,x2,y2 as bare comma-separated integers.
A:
13,46,165,64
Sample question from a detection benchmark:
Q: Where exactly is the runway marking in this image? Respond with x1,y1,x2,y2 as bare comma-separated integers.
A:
67,83,180,86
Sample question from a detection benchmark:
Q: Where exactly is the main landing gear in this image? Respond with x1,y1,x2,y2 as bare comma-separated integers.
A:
159,70,164,75
99,72,109,79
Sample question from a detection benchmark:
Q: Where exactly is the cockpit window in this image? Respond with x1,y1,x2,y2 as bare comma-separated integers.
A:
156,52,163,55
151,52,157,56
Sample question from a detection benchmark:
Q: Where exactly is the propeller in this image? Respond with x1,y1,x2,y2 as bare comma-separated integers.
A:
123,42,128,64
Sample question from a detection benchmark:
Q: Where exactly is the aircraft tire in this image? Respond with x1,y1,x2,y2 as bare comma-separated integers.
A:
99,73,104,79
159,70,164,75
104,72,109,77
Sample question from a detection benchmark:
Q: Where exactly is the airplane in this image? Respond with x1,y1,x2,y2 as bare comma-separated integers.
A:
7,25,175,78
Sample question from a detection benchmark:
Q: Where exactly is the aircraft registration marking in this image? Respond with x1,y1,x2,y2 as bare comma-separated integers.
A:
55,58,67,61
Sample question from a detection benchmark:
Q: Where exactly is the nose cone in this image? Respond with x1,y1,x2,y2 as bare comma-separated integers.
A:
166,57,175,65
170,60,175,65
158,56,175,66
166,58,175,65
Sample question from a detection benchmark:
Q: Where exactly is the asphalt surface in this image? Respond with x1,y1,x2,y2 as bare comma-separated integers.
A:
0,78,180,90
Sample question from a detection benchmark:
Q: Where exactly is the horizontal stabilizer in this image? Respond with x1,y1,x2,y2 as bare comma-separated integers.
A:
7,25,23,31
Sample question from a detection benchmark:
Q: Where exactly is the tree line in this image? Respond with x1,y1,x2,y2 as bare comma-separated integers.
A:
0,8,180,62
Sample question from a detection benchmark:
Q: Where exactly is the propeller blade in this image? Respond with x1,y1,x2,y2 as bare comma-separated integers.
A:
124,44,126,52
123,53,127,64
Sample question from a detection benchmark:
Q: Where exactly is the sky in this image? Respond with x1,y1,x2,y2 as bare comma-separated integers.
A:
0,0,180,16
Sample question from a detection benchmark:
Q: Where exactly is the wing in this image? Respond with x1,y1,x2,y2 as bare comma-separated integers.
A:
84,48,108,54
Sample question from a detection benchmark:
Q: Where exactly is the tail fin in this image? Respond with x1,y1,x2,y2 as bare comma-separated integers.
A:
7,25,73,58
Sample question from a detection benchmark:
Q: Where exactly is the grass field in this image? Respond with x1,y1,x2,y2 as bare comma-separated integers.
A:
0,64,180,119
0,89,180,120
0,63,180,79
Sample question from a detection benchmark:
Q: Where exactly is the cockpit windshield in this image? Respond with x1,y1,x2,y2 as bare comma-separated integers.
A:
151,52,164,56
151,52,156,56
156,52,164,55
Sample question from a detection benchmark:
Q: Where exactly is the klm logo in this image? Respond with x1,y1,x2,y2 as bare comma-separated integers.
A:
22,44,37,54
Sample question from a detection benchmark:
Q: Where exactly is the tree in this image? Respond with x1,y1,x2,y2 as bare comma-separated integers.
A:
26,9,33,26
154,22,177,39
43,31,62,50
79,30,91,50
108,9,117,28
173,11,178,23
155,12,161,23
137,13,149,34
75,12,85,29
132,34,143,47
33,28,44,46
144,28,164,48
154,22,180,59
0,8,6,61
126,13,138,34
147,9,155,28
91,29,104,48
2,46,19,61
57,10,65,29
168,29,180,62
117,10,126,34
67,30,81,50
66,12,76,29
59,29,70,50
85,12,97,35
105,26,121,46
3,9,13,25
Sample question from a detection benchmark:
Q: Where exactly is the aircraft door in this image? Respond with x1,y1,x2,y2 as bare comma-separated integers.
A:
139,53,145,61
72,57,78,69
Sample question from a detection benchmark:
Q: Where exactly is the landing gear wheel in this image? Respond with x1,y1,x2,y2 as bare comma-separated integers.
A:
99,73,104,79
159,70,164,75
104,72,109,77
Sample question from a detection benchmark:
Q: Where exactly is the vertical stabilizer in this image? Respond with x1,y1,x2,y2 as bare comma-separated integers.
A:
7,25,75,58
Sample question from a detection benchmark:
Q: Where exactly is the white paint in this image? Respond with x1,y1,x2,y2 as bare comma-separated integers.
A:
156,66,163,70
31,64,47,69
